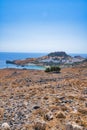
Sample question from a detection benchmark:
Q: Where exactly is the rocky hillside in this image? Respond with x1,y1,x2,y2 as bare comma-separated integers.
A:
48,51,70,57
0,62,87,129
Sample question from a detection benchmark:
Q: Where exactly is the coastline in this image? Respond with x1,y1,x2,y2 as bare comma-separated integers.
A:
0,52,87,70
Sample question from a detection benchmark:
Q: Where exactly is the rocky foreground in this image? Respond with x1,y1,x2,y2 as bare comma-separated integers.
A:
0,62,87,130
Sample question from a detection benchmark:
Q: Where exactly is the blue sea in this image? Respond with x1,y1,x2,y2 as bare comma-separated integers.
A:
0,52,47,70
0,52,87,70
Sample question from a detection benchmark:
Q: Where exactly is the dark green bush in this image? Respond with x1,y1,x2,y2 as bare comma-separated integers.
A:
45,66,61,73
45,67,50,72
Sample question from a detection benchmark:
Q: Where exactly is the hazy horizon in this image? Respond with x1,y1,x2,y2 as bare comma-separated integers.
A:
0,51,87,55
0,0,87,53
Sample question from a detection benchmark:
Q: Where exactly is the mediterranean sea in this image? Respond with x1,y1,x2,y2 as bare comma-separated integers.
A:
0,52,47,70
0,52,87,70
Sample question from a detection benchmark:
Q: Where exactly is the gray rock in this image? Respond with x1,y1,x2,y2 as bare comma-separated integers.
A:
44,111,53,121
85,102,87,107
66,122,83,130
33,121,46,130
1,122,10,130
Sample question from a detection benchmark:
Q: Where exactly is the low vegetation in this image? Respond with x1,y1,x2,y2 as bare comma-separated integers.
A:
45,66,61,73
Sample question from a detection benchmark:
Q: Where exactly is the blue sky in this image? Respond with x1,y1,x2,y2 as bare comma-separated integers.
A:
0,0,87,53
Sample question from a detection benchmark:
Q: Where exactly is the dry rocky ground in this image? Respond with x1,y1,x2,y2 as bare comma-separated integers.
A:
0,62,87,130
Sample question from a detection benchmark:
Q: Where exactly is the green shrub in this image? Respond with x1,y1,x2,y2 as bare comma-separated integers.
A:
45,66,61,73
45,67,50,72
